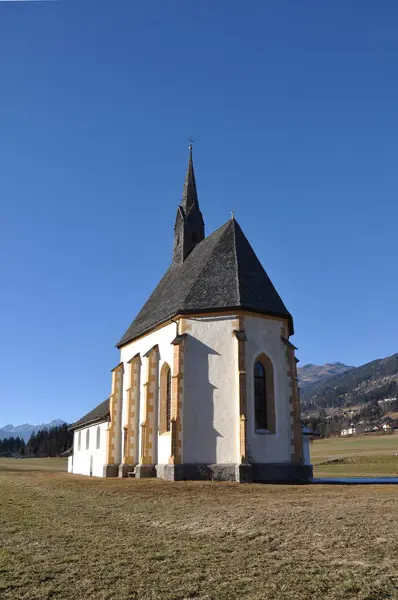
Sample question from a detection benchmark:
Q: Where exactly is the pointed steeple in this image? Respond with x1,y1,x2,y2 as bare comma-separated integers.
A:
181,145,199,214
172,146,205,265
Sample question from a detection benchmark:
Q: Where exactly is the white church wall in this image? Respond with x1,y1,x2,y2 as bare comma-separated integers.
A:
112,313,293,470
303,436,311,466
119,322,176,465
158,433,171,464
71,421,108,477
183,315,239,464
244,315,292,464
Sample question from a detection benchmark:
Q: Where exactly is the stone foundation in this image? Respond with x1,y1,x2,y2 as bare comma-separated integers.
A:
155,462,312,483
103,464,119,478
118,463,135,478
251,463,313,483
235,463,253,483
134,464,157,478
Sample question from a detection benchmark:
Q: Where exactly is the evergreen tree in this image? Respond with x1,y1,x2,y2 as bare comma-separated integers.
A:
25,424,72,457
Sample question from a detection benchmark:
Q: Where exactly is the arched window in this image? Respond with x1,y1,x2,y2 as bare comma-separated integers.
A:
78,431,81,451
253,354,276,433
123,427,128,455
96,426,100,450
254,361,267,430
159,363,172,434
86,429,90,450
166,367,171,432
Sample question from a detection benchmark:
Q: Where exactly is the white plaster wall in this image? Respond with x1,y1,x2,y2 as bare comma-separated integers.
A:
183,316,238,464
71,421,108,477
111,314,293,469
245,316,291,464
120,322,176,465
158,433,171,464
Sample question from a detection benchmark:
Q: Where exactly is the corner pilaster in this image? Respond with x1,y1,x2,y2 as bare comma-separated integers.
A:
169,329,186,465
139,345,159,469
233,315,248,464
282,327,303,465
104,362,124,477
119,353,141,477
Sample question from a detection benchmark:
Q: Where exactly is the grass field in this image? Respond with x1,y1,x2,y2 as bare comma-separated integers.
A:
311,432,398,478
1,457,398,600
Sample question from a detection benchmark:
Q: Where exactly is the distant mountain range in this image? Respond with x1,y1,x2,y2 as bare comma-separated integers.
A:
0,419,66,442
298,362,353,387
300,353,398,415
3,354,398,437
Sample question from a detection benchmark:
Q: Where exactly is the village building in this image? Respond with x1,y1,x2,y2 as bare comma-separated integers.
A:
68,147,312,482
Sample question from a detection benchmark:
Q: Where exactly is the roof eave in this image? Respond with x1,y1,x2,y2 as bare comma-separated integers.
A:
68,414,110,432
116,314,177,349
116,307,293,349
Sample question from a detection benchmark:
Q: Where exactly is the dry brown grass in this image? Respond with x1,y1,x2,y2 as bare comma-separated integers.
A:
0,459,397,600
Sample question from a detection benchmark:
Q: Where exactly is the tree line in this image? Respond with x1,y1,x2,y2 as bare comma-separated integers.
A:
303,397,398,438
0,424,72,457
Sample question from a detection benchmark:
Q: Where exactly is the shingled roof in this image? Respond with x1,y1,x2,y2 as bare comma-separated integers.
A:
117,218,293,348
68,398,110,431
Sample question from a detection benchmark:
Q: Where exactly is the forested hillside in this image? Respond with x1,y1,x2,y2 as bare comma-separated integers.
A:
301,353,398,414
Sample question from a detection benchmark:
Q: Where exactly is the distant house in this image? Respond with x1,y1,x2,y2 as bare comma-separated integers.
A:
341,425,366,436
341,427,355,436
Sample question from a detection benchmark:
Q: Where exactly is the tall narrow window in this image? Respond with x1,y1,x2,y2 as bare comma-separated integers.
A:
253,354,276,434
78,431,81,451
123,427,128,455
159,362,172,434
96,426,100,450
86,429,90,450
254,361,267,430
166,367,171,432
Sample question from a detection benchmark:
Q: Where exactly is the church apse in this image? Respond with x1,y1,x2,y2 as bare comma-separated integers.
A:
69,145,312,483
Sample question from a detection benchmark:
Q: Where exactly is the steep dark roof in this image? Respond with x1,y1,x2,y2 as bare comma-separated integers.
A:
68,399,110,431
117,218,293,348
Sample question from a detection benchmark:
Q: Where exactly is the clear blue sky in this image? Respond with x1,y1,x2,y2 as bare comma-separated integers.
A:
1,1,398,425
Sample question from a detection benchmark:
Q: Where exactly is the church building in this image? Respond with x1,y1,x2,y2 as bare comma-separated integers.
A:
68,147,312,483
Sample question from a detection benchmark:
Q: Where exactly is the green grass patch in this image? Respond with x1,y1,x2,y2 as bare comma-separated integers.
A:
311,432,398,478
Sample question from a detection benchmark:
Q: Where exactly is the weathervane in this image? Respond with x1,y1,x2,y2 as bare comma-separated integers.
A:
188,138,194,150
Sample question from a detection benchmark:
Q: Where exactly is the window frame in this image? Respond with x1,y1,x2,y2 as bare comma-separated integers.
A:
166,367,171,432
253,353,276,435
254,360,268,431
159,362,172,434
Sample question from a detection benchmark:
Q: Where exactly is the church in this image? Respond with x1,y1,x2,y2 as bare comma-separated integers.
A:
68,147,312,483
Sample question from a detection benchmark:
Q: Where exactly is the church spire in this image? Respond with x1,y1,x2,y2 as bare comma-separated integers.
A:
172,145,205,265
181,145,199,214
